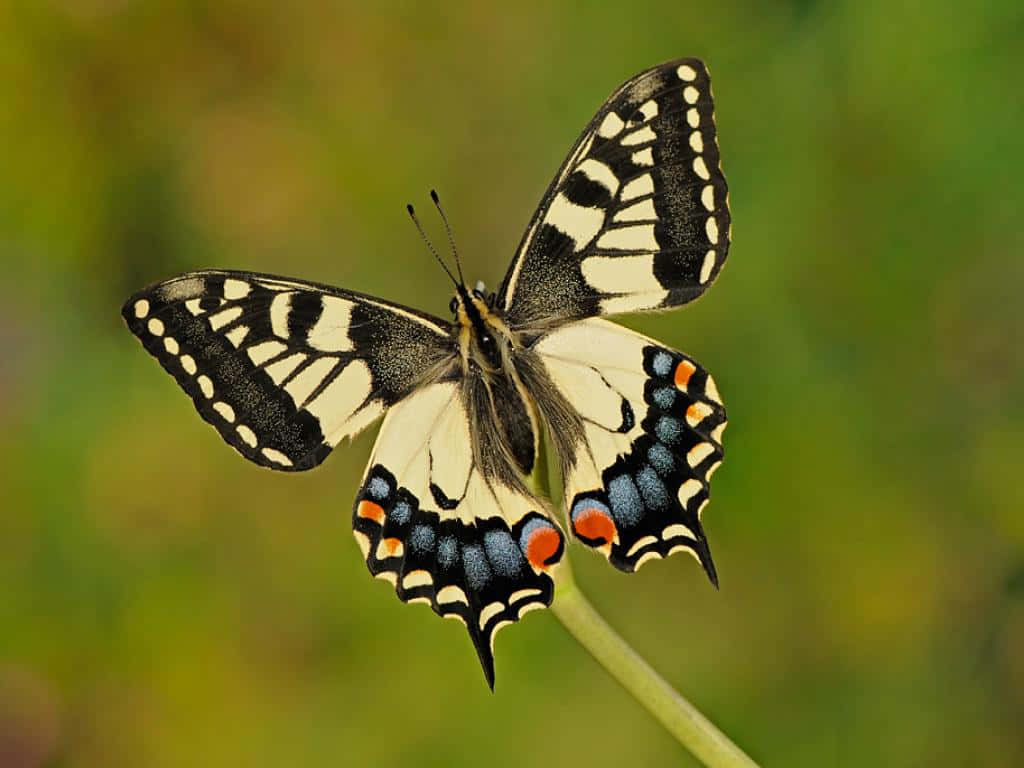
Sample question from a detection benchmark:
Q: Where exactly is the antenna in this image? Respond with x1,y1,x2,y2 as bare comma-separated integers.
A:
406,202,458,286
430,189,465,287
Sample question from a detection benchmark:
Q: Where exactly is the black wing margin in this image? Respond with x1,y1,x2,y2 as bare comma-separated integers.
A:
498,58,730,330
122,270,454,471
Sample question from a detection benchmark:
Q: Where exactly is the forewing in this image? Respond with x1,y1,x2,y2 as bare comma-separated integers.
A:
498,58,730,329
352,381,565,689
522,319,725,577
122,270,453,471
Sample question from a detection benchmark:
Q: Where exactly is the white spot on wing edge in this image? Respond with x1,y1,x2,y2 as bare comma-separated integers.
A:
705,375,723,404
147,318,164,336
677,64,698,81
212,401,235,423
437,585,468,606
689,130,704,153
678,479,702,507
706,216,719,245
683,85,700,104
699,250,716,284
693,157,711,180
479,601,505,631
626,535,658,558
353,530,371,558
180,355,197,375
687,442,715,467
133,299,149,318
634,550,662,570
261,447,293,467
402,570,433,589
510,588,543,604
197,375,214,399
663,523,698,540
163,337,179,355
701,185,715,211
236,424,257,447
686,108,700,128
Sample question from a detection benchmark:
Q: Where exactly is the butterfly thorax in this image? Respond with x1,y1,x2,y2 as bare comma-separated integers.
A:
450,285,540,478
453,286,517,375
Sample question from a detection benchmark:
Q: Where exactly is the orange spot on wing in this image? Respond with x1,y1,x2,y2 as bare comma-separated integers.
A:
383,537,402,555
573,508,617,545
674,360,696,389
526,527,562,569
356,500,385,525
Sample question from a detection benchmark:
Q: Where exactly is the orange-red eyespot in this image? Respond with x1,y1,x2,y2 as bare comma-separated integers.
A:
518,518,564,570
674,359,696,389
570,499,617,545
525,527,562,569
356,499,385,525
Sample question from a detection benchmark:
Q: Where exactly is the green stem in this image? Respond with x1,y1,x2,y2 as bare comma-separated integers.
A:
532,442,760,768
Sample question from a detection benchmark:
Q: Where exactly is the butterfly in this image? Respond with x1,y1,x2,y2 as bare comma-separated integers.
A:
122,58,730,689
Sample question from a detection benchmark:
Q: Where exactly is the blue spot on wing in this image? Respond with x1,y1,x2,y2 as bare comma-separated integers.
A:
368,476,390,500
484,529,523,578
409,524,435,554
648,443,675,475
608,474,644,527
438,536,458,569
636,465,671,510
655,415,682,445
652,351,674,377
462,545,492,590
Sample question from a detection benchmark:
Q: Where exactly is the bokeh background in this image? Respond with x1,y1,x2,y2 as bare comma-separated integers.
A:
2,1,1022,766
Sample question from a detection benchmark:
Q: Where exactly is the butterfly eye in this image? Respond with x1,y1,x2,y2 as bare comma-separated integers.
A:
449,297,459,314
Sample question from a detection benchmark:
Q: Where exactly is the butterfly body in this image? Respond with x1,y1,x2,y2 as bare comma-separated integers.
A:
123,59,730,687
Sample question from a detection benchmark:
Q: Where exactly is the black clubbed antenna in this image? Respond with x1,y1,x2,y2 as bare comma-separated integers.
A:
407,202,458,287
430,189,465,287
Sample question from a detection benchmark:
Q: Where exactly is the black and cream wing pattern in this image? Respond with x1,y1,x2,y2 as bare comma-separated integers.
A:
122,270,453,471
122,58,731,688
499,58,729,329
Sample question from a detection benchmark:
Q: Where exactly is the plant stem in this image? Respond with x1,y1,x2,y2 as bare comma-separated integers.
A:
532,442,760,768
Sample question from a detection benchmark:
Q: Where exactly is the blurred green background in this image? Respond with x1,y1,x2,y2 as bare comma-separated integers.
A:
2,1,1022,766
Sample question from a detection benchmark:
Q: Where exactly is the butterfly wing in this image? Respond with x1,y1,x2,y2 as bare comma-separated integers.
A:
498,58,730,330
352,379,564,688
122,270,454,471
518,319,725,578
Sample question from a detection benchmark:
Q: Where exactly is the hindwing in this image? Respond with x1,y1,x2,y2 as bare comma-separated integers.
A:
499,58,730,330
523,319,725,578
352,380,564,688
122,270,454,471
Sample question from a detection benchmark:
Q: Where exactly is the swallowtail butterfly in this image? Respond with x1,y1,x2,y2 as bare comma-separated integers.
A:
123,59,730,688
